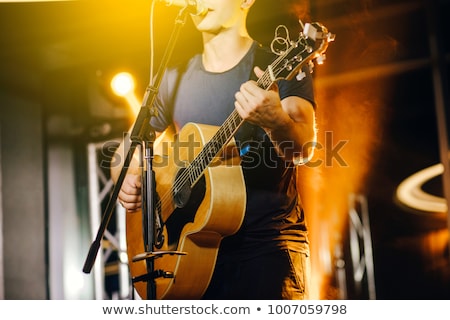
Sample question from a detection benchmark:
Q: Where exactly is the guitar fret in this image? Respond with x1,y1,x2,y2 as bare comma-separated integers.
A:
194,165,201,181
204,142,214,162
231,112,240,131
213,137,223,152
222,122,230,138
215,131,224,146
192,163,201,183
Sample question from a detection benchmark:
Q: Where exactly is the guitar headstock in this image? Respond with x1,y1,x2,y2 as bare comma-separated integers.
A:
263,22,335,85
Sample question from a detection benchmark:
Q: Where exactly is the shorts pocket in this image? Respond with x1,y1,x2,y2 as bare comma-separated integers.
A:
282,250,309,299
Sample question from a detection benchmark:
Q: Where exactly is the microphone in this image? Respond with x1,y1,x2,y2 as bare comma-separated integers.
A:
159,0,207,16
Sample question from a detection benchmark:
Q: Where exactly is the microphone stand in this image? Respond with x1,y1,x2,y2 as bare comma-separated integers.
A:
83,7,191,300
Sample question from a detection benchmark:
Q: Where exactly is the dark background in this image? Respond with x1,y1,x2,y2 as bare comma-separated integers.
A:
0,0,449,299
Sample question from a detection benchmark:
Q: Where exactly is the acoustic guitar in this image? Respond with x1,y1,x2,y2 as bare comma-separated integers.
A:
126,22,334,299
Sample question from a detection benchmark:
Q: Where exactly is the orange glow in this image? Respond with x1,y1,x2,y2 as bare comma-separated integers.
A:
300,78,391,299
293,1,402,299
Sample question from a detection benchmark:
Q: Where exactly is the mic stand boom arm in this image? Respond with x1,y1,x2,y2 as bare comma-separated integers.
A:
82,7,191,300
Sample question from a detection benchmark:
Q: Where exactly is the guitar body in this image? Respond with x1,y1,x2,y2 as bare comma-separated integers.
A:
126,122,246,299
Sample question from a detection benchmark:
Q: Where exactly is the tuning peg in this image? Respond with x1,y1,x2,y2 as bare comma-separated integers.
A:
296,71,306,81
308,61,315,73
316,54,326,65
328,33,336,42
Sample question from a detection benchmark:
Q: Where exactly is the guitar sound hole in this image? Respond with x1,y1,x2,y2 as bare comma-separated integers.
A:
172,168,192,208
165,175,206,248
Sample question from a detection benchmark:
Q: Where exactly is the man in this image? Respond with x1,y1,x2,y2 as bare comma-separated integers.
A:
113,0,316,299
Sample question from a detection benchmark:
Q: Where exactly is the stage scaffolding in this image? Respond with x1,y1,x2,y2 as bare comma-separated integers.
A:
334,194,376,300
87,141,132,300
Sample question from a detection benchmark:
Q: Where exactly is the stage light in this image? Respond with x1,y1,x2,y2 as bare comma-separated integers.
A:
396,163,447,213
111,72,135,97
110,72,140,116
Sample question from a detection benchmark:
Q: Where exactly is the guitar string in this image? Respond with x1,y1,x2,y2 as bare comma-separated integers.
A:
156,39,309,215
154,37,311,221
162,38,311,200
154,68,277,211
163,42,299,195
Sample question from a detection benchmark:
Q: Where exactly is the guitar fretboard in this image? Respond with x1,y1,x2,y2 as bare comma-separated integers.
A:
186,110,244,187
183,45,297,187
172,24,328,189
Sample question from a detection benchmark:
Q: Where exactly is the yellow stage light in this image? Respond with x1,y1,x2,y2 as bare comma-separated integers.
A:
110,72,140,116
111,72,135,97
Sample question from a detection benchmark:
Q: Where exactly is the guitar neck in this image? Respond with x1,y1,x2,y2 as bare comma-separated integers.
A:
186,65,278,187
187,110,243,187
185,21,335,187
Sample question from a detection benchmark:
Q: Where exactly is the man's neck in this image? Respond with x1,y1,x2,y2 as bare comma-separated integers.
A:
202,32,254,73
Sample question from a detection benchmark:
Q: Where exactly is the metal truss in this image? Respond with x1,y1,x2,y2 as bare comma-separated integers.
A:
334,194,376,299
87,141,131,300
